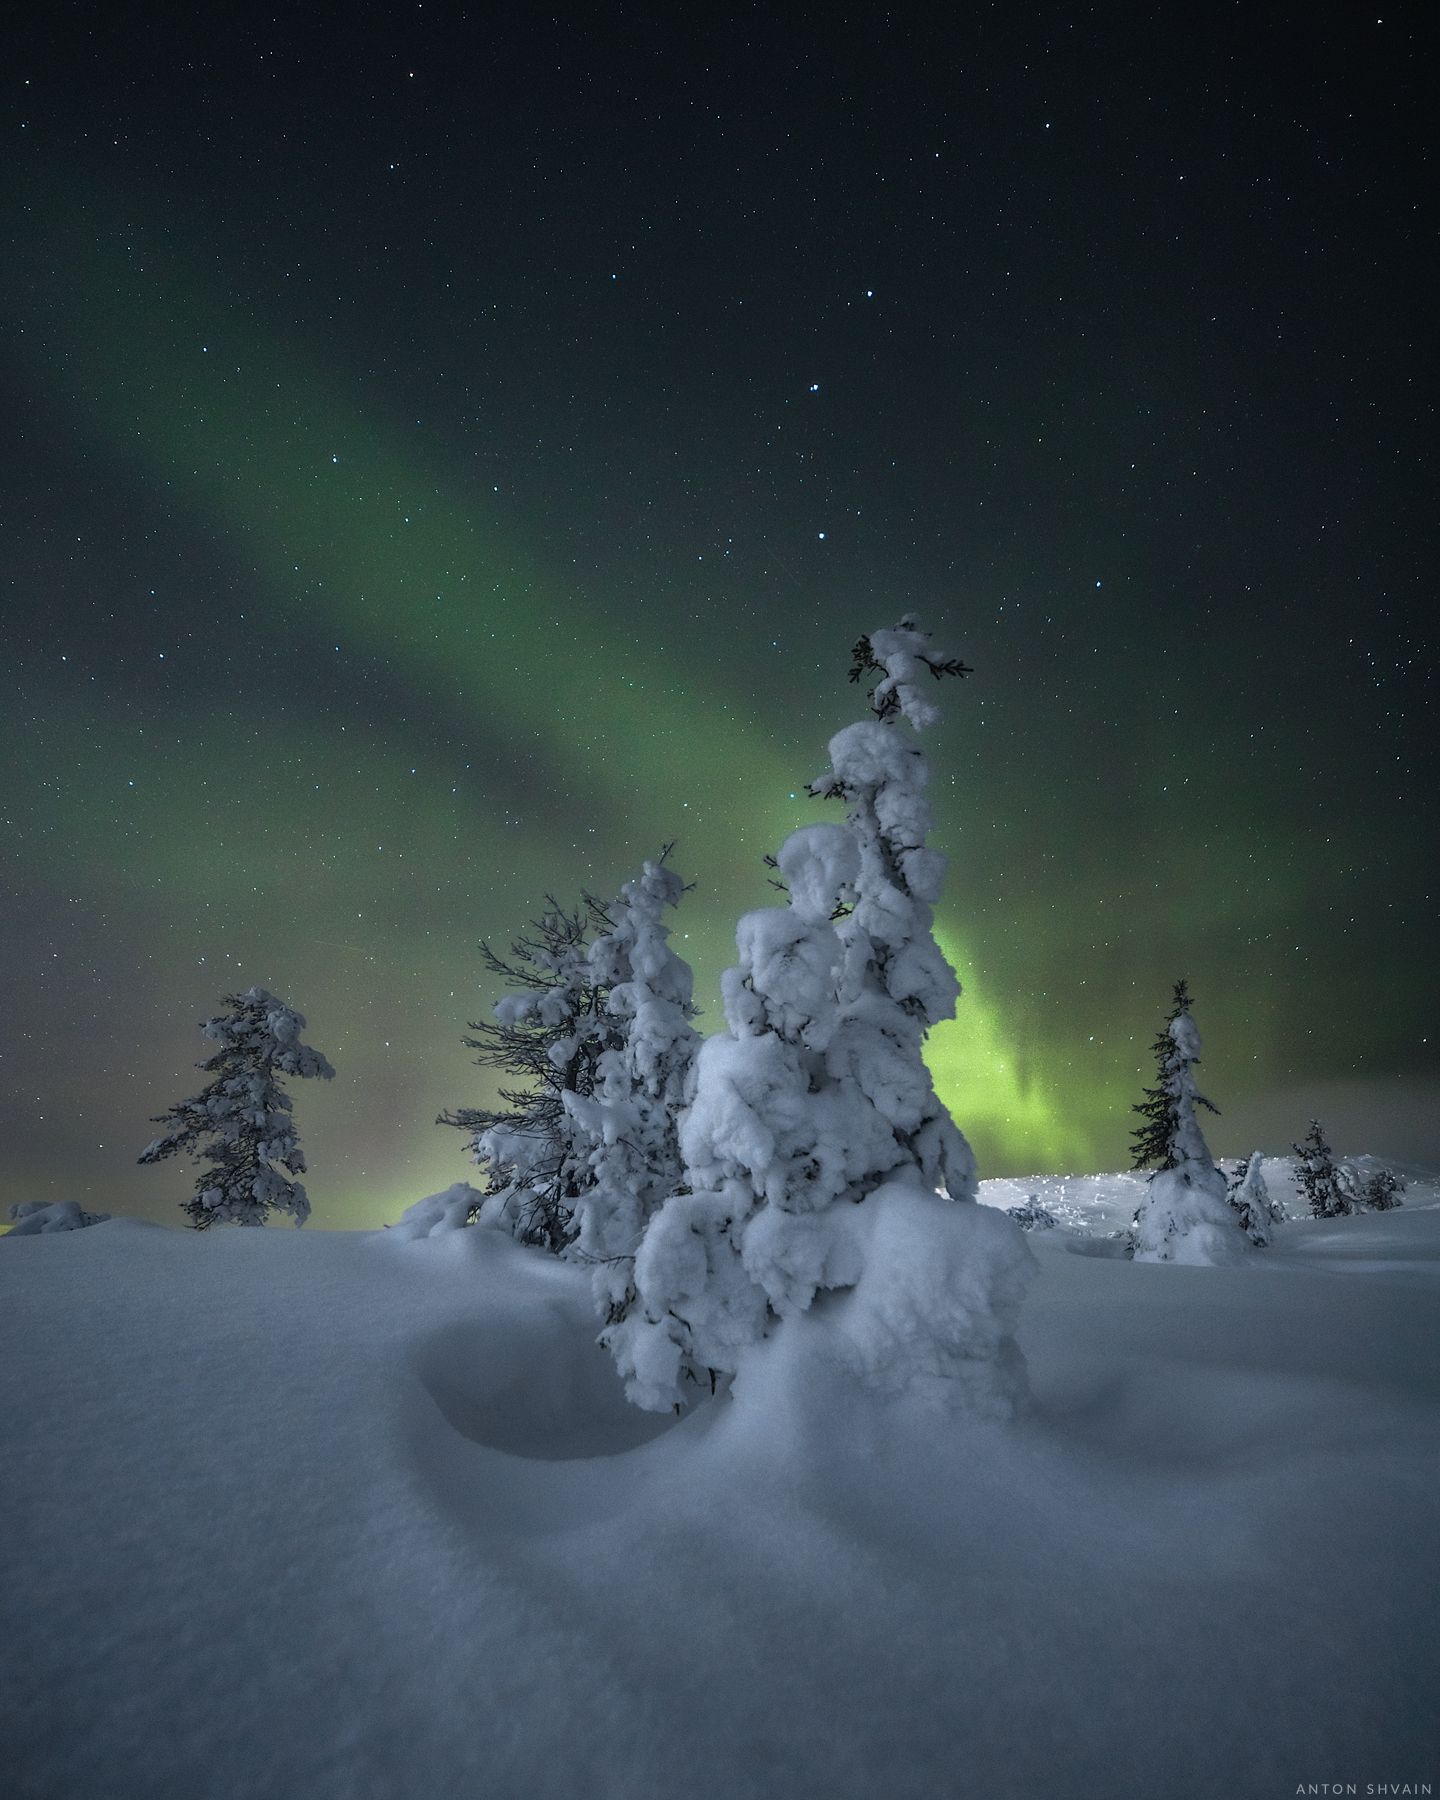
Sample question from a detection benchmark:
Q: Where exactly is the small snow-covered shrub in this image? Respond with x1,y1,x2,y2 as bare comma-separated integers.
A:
1007,1198,1058,1232
1293,1120,1359,1219
1359,1167,1405,1212
5,1200,111,1237
1228,1153,1280,1246
379,1183,485,1241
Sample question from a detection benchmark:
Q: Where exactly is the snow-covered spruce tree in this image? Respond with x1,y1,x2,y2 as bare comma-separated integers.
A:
559,854,702,1395
139,988,334,1229
1227,1152,1278,1247
626,616,1034,1414
1292,1120,1359,1219
1128,980,1245,1263
438,900,617,1251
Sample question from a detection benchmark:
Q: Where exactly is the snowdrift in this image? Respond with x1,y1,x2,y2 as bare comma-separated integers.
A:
3,1178,1438,1799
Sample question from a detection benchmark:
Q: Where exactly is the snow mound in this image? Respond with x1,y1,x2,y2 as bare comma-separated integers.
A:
5,1199,111,1235
765,1179,1035,1415
374,1182,484,1240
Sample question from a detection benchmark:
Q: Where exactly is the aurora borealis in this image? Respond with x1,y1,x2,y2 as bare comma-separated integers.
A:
3,7,1433,1227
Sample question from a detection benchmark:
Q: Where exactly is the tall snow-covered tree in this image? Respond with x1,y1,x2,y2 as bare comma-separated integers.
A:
1130,979,1215,1171
1292,1120,1358,1218
627,616,1034,1414
438,900,617,1251
139,988,334,1229
560,855,702,1394
809,622,982,1201
1128,981,1245,1263
1227,1152,1278,1247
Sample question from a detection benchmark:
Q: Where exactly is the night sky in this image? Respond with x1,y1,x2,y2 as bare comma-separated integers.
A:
3,4,1434,1229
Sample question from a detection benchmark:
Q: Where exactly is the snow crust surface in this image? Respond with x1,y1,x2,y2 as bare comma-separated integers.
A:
3,1178,1437,1799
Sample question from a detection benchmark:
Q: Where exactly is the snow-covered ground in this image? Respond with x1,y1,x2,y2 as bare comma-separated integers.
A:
3,1174,1438,1800
979,1152,1436,1242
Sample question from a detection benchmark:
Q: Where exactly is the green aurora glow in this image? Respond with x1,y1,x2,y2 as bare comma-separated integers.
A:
5,167,1429,1228
4,191,1102,1223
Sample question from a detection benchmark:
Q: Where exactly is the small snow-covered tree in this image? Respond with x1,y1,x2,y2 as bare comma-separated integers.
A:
628,616,1033,1414
438,900,616,1250
560,854,701,1392
1293,1120,1359,1218
1360,1167,1405,1211
1128,981,1244,1264
1007,1197,1059,1232
139,988,334,1229
1227,1152,1278,1247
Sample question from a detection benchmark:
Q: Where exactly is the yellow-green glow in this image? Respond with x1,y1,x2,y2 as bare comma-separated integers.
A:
929,930,1097,1174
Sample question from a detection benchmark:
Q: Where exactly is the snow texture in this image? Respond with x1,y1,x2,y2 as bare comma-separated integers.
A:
2,1177,1437,1800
